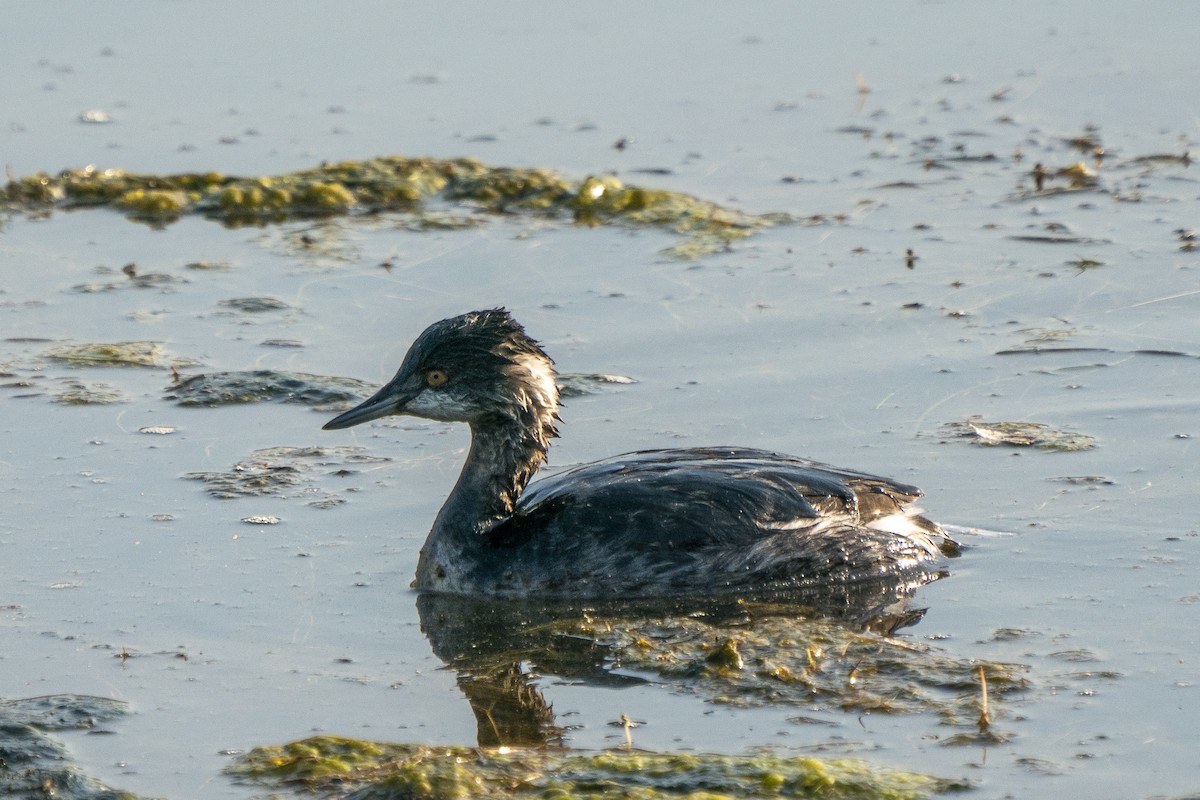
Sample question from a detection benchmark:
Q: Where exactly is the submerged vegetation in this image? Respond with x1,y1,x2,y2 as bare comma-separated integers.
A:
545,610,1028,725
3,156,788,257
229,735,969,799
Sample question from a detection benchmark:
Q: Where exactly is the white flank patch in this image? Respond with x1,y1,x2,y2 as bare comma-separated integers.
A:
866,512,926,537
762,517,823,532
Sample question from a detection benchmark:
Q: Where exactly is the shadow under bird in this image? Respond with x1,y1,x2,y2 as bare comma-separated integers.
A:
323,309,958,598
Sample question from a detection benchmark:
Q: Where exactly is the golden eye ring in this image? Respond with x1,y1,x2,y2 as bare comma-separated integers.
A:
425,369,449,387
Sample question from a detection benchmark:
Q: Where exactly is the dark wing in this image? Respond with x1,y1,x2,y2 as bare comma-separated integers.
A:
480,448,949,594
517,448,927,532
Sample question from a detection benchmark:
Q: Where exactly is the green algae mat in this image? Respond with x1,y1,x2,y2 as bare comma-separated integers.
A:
228,735,969,800
3,156,794,259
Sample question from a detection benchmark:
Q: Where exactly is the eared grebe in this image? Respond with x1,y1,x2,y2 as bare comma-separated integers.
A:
323,309,957,598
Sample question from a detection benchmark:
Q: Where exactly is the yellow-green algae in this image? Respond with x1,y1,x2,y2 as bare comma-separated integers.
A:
3,157,784,257
229,735,968,799
115,187,188,218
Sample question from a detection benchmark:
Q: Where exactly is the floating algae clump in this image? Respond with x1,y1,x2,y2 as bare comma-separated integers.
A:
4,164,223,206
54,380,124,404
297,180,357,209
567,173,774,257
115,188,187,218
940,417,1097,452
45,340,164,368
445,162,570,209
4,156,784,257
183,445,388,501
228,735,968,799
216,182,292,213
166,369,377,407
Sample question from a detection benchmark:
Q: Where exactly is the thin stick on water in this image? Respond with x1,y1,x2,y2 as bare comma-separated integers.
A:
977,666,991,732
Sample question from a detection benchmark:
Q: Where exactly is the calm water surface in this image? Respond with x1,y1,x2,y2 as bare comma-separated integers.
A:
2,2,1198,798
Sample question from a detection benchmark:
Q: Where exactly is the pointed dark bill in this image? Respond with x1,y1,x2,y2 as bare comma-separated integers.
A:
322,380,417,430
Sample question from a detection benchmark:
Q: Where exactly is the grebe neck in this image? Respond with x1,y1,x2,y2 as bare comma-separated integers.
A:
443,413,550,532
416,409,553,591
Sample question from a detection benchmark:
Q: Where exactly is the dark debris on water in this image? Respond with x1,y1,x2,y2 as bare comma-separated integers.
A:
0,694,148,800
166,370,377,408
221,296,291,313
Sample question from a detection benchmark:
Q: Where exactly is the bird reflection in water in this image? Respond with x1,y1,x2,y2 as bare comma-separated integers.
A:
416,575,944,748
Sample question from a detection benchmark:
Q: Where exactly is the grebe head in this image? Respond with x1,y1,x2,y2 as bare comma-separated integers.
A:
323,308,559,437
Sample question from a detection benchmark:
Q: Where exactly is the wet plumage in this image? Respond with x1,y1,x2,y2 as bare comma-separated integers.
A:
324,309,957,598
